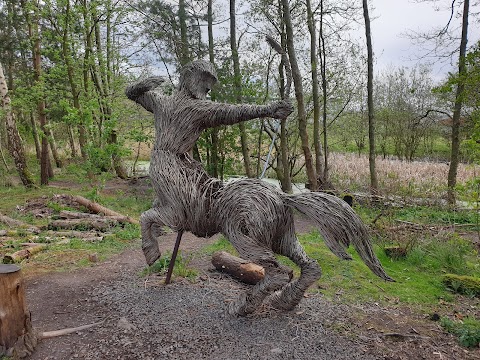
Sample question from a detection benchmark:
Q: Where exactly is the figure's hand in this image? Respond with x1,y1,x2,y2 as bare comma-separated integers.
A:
271,100,294,120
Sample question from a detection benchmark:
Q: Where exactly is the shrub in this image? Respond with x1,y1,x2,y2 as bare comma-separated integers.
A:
441,317,480,348
442,274,480,297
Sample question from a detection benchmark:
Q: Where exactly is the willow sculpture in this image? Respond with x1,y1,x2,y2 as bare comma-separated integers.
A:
126,60,393,316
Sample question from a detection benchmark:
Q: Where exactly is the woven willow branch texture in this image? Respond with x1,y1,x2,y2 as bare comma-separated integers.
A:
126,60,393,316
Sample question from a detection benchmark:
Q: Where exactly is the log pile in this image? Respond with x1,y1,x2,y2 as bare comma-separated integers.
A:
0,194,137,264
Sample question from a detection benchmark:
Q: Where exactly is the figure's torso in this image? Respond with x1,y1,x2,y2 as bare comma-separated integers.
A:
151,92,203,154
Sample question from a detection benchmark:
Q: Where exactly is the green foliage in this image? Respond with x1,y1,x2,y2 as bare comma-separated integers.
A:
406,236,477,276
201,236,236,255
441,317,480,348
142,251,198,280
443,274,480,297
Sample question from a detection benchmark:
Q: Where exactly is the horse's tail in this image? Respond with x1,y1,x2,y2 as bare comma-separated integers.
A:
282,192,394,282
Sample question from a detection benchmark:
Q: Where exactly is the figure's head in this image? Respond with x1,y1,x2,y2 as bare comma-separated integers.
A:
178,60,218,100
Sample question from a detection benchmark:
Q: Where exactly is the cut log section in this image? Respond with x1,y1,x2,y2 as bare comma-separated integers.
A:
0,264,37,358
3,244,47,264
211,251,265,285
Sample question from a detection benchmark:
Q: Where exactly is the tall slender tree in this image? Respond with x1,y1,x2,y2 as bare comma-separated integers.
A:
306,0,324,184
282,0,317,190
447,0,470,205
230,0,253,177
362,0,378,193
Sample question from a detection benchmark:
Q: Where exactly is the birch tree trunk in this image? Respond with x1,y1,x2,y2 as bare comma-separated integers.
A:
0,63,35,187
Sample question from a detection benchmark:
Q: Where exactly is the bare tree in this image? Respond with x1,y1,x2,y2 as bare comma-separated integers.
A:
230,0,253,177
282,0,318,190
447,0,470,205
362,0,378,193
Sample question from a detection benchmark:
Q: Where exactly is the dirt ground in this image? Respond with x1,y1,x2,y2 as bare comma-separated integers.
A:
20,215,478,360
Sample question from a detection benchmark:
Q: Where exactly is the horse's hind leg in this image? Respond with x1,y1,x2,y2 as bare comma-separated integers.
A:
139,207,166,265
226,231,292,316
269,228,321,311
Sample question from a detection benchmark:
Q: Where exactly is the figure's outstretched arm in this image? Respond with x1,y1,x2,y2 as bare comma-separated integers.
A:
125,77,165,113
197,99,293,129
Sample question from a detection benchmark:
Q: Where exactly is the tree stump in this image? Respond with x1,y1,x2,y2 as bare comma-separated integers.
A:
0,264,37,358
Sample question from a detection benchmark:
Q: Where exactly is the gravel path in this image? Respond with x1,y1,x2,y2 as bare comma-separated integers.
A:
27,260,380,360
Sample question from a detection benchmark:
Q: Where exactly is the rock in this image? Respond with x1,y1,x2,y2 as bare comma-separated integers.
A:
117,317,136,331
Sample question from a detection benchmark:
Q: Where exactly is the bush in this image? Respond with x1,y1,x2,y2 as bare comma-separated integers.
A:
442,274,480,296
441,317,480,348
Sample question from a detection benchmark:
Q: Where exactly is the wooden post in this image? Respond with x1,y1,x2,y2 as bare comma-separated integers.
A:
0,264,37,358
165,231,183,285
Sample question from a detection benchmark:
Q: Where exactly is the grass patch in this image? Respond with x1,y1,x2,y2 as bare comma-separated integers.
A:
441,317,480,348
201,236,236,255
142,251,198,280
202,229,479,307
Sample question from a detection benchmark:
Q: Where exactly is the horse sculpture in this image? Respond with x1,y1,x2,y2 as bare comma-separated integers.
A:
126,59,393,316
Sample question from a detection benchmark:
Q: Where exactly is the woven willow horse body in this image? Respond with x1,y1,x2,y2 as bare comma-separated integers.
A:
126,60,392,316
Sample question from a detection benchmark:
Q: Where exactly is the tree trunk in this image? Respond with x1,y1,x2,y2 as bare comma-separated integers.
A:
363,0,378,193
45,127,62,168
447,0,469,206
178,0,190,65
0,264,37,358
282,0,317,190
67,124,77,158
207,0,219,178
211,251,265,284
277,6,292,193
306,0,324,181
319,0,329,185
29,113,41,160
230,0,253,178
91,3,127,179
24,0,51,185
61,0,80,159
0,63,35,187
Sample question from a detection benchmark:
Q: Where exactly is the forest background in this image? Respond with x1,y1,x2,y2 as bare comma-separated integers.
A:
0,0,479,206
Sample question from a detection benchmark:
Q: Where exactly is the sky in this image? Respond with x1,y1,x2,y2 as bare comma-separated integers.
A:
369,0,479,81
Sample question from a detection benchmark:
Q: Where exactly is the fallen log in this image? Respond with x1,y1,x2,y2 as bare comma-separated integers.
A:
45,230,105,239
48,219,112,232
38,321,103,340
3,244,47,264
0,213,40,234
211,251,265,285
67,195,139,225
57,210,131,224
0,265,37,358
